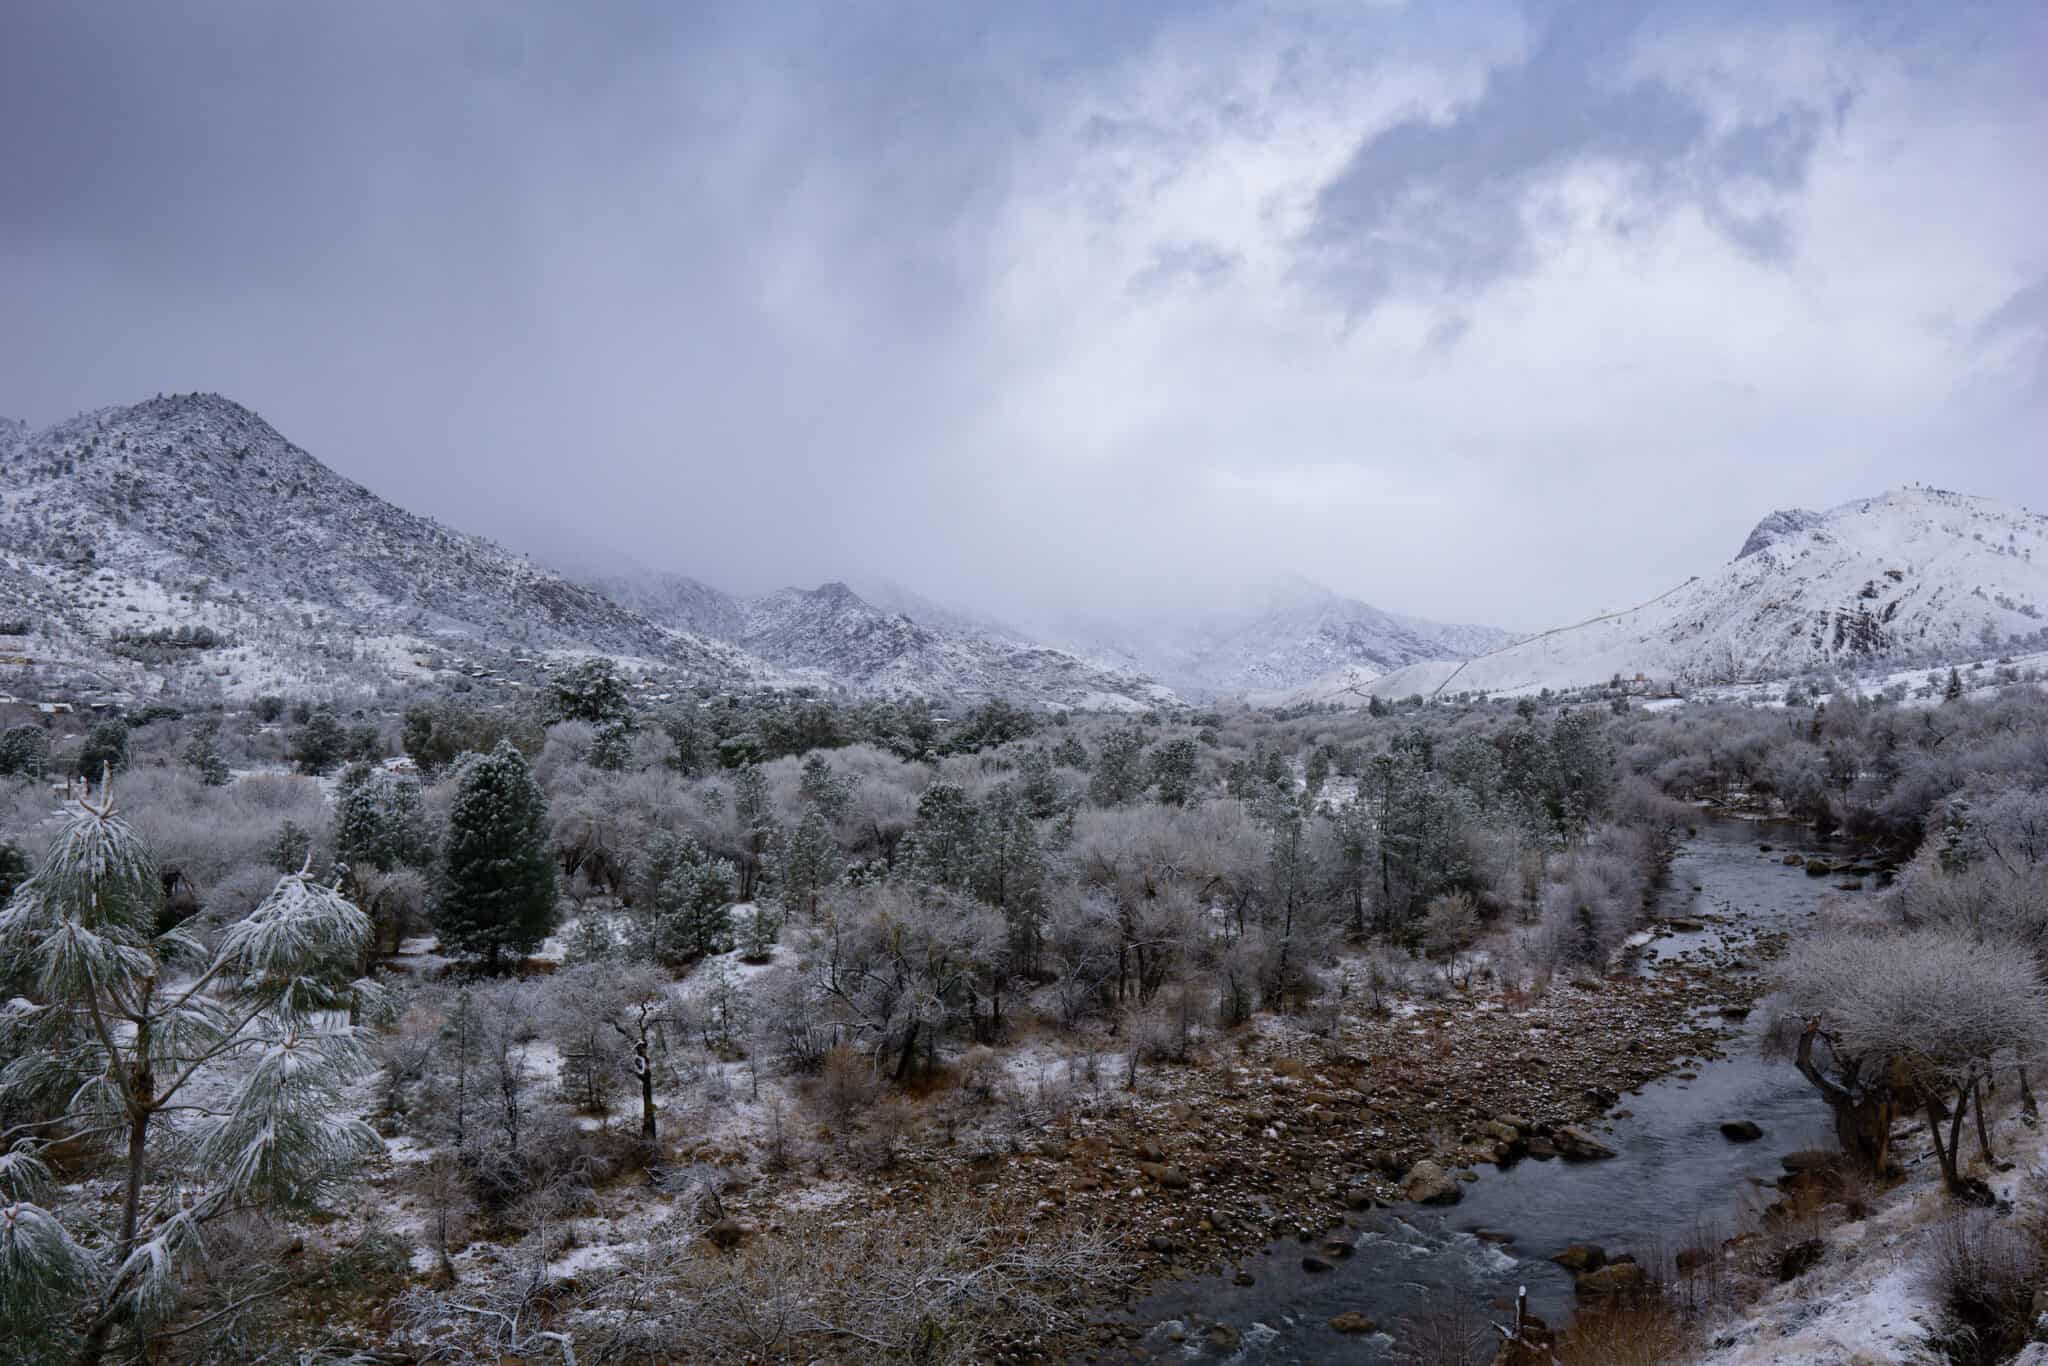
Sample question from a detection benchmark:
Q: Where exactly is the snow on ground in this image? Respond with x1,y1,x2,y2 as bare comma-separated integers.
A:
1697,1108,2048,1364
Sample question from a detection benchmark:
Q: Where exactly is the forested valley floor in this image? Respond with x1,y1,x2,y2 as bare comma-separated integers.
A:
5,658,2048,1363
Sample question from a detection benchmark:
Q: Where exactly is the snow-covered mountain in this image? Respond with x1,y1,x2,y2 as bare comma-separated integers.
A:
0,394,1166,708
1029,575,1513,699
1313,487,2048,704
583,572,1174,711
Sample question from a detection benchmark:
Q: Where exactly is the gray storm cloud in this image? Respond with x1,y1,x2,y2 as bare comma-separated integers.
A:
2,0,2043,633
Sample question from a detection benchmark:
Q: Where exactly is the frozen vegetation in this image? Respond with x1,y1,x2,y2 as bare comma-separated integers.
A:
4,641,2048,1362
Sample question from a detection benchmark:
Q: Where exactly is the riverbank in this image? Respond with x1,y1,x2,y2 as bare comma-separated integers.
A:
1697,1103,2048,1363
712,828,1803,1362
1036,816,1871,1363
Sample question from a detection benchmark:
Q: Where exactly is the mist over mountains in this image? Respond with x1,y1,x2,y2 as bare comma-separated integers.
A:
2,393,2042,710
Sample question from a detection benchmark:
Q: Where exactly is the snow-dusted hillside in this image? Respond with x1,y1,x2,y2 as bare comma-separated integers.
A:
0,393,1160,708
587,573,1176,710
1037,575,1513,699
1313,487,2048,703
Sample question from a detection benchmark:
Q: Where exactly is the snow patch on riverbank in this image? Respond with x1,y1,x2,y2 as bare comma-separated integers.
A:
1697,1111,2048,1364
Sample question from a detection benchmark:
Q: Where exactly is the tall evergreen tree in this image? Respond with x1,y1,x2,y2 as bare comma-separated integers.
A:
434,742,556,971
77,719,130,778
1089,726,1150,806
778,807,842,922
182,717,231,786
291,709,347,775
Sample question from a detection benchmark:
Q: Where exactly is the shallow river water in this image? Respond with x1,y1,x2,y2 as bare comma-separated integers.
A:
1109,816,1862,1364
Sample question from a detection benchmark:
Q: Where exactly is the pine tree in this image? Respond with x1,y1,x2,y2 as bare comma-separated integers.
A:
778,807,842,922
0,723,48,778
729,763,777,901
547,656,633,728
434,741,557,971
0,787,376,1360
1150,736,1200,806
588,721,632,772
77,719,130,777
291,709,347,775
334,765,430,872
182,717,231,786
1944,666,1965,703
799,752,855,822
1088,726,1149,806
651,857,736,963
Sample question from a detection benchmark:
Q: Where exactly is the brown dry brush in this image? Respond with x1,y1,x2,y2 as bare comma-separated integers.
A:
395,1203,1118,1365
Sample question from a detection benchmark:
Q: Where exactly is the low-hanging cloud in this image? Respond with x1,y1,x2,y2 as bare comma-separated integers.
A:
1,0,2042,634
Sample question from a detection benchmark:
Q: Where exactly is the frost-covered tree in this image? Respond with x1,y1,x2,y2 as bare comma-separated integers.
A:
588,720,633,772
1150,736,1201,807
181,717,231,786
626,833,736,966
799,752,857,823
1089,726,1149,807
547,656,632,729
0,788,377,1361
434,741,556,972
729,763,777,902
334,764,431,874
76,720,130,778
651,854,737,964
0,724,49,779
1775,928,2048,1195
778,808,842,924
290,708,347,775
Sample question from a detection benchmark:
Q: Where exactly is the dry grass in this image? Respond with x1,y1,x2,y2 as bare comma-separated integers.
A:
1554,1296,1699,1365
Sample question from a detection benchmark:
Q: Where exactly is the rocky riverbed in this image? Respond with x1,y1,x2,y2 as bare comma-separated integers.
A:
656,817,1864,1363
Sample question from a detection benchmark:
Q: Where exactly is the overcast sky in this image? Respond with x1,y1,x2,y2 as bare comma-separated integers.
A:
4,1,2044,631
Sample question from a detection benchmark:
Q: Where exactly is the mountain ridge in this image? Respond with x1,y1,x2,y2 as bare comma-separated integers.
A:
1295,486,2048,704
0,394,1171,708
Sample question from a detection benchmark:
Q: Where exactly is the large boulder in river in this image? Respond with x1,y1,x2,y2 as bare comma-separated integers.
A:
1330,1312,1376,1335
1402,1161,1463,1205
1720,1120,1763,1142
1552,1126,1617,1161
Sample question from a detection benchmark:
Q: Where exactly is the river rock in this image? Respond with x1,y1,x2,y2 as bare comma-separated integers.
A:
1301,1253,1334,1273
1138,1161,1191,1190
1402,1160,1463,1205
1206,1324,1240,1351
1551,1244,1606,1273
1136,1138,1167,1163
1552,1126,1617,1161
1484,1119,1523,1145
1781,1151,1837,1174
1330,1312,1376,1334
1575,1260,1646,1297
1720,1120,1764,1142
1473,1229,1515,1244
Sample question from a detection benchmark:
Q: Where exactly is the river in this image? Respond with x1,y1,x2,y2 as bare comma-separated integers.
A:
1106,816,1865,1364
